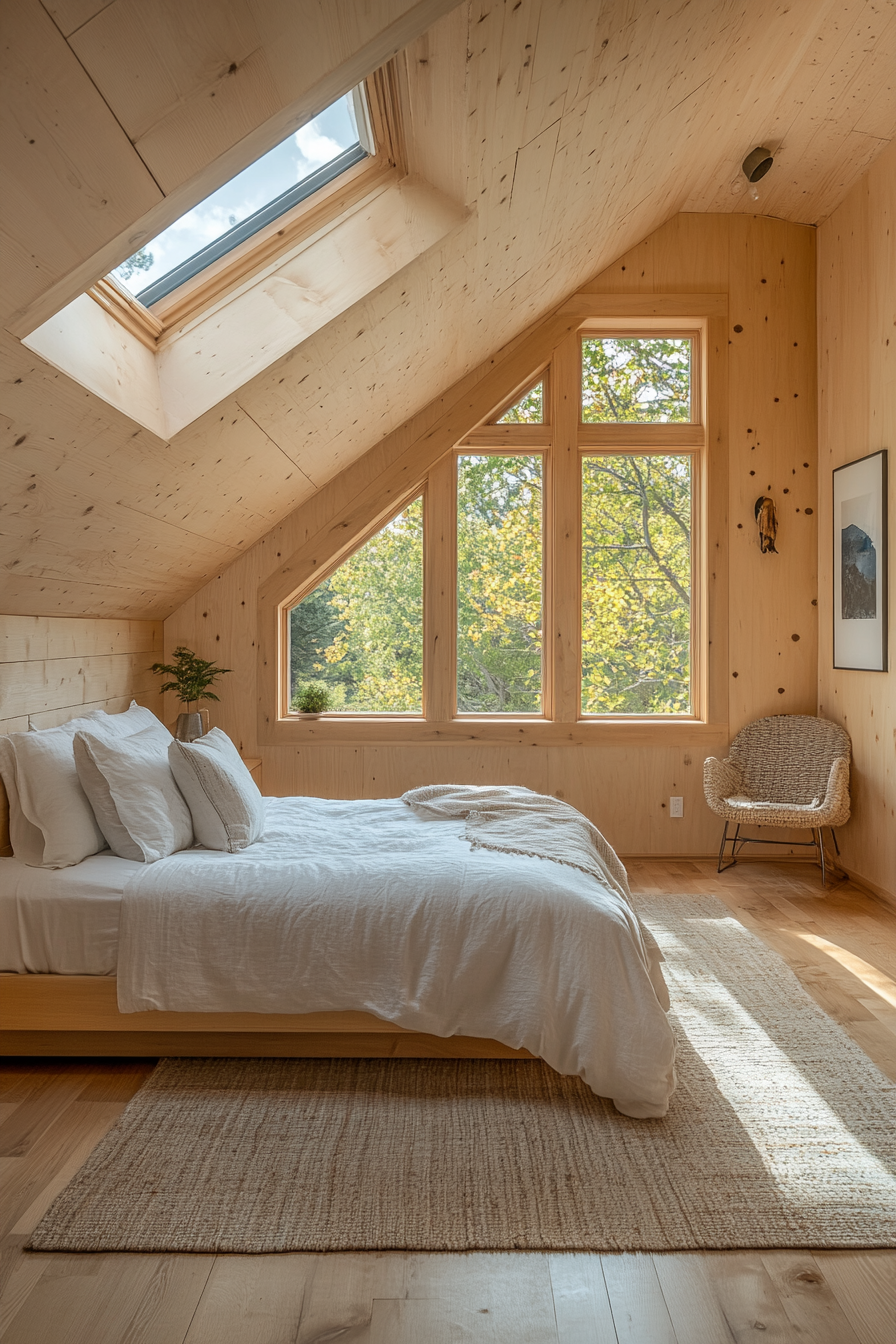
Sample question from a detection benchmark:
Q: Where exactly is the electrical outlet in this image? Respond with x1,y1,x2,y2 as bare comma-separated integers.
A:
669,796,683,818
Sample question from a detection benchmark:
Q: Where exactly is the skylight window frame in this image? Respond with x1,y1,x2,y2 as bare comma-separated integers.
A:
88,65,405,347
134,143,370,309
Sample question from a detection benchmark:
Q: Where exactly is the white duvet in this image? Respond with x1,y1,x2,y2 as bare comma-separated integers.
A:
118,796,677,1117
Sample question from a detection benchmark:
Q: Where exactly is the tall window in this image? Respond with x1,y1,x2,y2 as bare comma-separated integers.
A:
457,455,543,712
288,498,423,713
580,335,694,715
277,320,704,728
582,455,692,714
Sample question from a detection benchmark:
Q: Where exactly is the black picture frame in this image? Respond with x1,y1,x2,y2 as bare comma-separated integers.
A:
833,449,888,671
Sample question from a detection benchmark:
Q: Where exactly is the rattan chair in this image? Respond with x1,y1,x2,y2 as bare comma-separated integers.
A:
703,715,851,883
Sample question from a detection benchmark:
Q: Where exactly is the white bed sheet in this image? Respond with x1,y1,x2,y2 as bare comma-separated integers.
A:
0,852,136,975
119,796,676,1117
1,796,676,1117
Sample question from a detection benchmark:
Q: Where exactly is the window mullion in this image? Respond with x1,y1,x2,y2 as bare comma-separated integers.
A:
423,456,456,721
549,333,582,722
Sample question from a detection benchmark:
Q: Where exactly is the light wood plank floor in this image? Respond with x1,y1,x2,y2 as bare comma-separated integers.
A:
1,859,894,1343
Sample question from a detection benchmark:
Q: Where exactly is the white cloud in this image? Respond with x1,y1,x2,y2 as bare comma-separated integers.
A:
294,121,342,169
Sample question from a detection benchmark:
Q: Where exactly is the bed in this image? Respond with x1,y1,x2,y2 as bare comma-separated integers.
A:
0,728,676,1119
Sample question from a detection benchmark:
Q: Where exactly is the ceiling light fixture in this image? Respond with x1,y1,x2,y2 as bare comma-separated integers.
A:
742,146,774,201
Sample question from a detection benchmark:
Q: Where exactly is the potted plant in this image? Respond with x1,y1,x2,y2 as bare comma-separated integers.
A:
292,683,332,718
151,646,232,741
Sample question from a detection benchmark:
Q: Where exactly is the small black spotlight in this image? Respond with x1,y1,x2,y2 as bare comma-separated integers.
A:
742,147,774,183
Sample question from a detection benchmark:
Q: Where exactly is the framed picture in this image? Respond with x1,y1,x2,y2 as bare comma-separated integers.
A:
833,449,888,671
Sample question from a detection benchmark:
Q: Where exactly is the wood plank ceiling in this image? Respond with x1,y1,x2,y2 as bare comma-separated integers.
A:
2,0,895,620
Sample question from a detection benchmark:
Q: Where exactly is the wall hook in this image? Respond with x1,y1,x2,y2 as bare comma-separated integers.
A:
754,496,778,553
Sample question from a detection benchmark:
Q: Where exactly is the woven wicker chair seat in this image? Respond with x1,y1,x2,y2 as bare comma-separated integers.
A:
704,715,851,830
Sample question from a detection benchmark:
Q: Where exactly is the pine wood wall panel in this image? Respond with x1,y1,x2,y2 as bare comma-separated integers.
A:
165,213,818,858
65,0,458,192
0,0,163,325
0,616,162,735
0,615,163,855
817,139,896,899
3,1,894,621
41,2,113,39
4,0,460,333
726,218,818,729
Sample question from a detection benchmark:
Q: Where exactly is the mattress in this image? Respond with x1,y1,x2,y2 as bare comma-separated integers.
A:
0,796,677,1115
0,852,137,974
113,795,675,1116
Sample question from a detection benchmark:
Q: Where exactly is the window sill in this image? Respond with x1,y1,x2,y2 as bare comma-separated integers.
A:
268,716,728,746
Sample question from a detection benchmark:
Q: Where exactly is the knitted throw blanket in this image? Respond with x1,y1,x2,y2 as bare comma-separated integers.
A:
402,783,633,906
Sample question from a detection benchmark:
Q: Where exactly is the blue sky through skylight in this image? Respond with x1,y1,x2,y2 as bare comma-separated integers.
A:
113,93,360,301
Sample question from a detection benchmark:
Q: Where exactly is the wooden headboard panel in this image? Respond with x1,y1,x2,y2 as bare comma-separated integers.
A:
0,615,164,860
0,774,10,857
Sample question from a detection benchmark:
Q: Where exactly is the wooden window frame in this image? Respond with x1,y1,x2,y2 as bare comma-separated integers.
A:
279,485,427,725
87,65,405,350
264,295,727,745
454,447,547,719
576,322,705,722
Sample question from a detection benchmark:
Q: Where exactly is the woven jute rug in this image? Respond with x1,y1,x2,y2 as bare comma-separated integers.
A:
31,895,896,1253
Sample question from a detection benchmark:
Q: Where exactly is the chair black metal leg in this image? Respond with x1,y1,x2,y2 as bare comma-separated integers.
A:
815,828,827,886
717,821,742,873
830,827,841,857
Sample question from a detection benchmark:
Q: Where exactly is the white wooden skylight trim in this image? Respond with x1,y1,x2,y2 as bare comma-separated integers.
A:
20,62,466,439
24,174,466,439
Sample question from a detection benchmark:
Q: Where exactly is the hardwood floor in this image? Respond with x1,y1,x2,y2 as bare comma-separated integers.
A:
1,858,894,1343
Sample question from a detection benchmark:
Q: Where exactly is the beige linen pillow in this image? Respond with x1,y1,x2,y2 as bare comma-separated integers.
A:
74,724,193,863
168,728,265,853
0,713,108,868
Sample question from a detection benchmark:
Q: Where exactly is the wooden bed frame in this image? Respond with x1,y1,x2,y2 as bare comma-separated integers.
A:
0,973,534,1060
0,778,534,1060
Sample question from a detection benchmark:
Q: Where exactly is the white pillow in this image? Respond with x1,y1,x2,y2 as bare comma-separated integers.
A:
0,713,108,868
74,724,193,863
74,709,172,862
93,701,164,740
168,729,265,853
0,735,45,866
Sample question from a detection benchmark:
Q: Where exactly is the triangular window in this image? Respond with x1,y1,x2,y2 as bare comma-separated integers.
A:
495,380,544,424
288,497,423,714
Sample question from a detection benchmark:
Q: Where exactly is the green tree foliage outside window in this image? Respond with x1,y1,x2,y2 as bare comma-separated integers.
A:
286,342,693,721
288,499,423,712
457,455,543,713
497,380,543,423
582,338,690,423
114,247,154,285
582,455,691,714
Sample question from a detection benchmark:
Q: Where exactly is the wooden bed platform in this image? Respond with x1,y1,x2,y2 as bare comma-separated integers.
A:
0,973,536,1060
0,772,535,1060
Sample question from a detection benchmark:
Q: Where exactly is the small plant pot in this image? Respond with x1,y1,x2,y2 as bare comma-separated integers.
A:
175,712,205,741
297,711,323,720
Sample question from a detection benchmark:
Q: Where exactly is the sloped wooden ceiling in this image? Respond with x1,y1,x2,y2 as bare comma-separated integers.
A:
2,0,895,620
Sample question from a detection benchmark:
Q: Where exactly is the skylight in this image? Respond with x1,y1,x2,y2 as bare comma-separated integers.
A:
113,90,369,307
